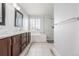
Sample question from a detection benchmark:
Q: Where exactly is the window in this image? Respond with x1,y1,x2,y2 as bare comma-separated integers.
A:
36,19,40,30
30,17,40,31
30,18,36,30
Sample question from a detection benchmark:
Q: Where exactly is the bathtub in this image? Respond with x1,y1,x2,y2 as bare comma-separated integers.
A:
31,31,47,43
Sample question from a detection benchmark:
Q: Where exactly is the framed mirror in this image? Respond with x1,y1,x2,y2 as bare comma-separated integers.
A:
0,3,5,25
15,9,23,28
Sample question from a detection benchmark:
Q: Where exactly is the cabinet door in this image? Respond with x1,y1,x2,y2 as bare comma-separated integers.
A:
0,37,11,56
11,34,21,56
21,33,28,51
21,33,27,44
12,43,21,56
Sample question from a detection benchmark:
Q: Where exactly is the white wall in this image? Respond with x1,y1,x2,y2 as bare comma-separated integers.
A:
54,3,79,56
0,3,29,34
54,3,78,24
44,17,54,40
71,4,79,56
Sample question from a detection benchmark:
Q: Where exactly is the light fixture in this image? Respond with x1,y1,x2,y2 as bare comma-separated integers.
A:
13,3,21,11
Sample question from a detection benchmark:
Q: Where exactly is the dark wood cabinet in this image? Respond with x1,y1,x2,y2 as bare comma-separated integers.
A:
0,32,31,56
21,33,28,51
0,37,11,56
21,33,27,45
11,34,21,56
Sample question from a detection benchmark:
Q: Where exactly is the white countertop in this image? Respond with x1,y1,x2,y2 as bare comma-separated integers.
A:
0,30,30,39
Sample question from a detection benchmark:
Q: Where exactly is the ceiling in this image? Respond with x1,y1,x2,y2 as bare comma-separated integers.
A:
18,3,54,17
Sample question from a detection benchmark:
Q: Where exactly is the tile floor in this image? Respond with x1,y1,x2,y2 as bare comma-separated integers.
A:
26,43,54,56
21,32,54,56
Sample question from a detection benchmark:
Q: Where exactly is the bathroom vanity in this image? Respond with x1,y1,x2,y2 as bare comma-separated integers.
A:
0,31,31,56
